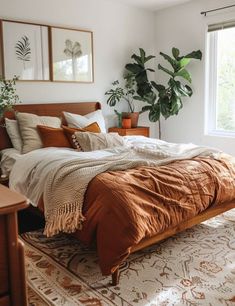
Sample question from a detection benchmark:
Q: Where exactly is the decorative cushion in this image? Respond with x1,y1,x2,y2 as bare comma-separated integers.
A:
37,125,72,148
5,118,23,152
63,122,101,148
63,109,106,133
72,131,125,152
16,112,61,154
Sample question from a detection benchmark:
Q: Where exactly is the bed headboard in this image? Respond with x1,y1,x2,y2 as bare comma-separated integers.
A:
0,102,101,151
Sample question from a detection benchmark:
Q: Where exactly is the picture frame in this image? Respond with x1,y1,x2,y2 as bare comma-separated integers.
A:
0,20,50,81
50,26,93,83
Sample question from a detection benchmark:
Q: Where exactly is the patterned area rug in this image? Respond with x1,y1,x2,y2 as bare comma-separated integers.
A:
21,209,235,306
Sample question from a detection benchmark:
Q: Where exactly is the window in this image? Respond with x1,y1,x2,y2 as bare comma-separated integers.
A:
206,22,235,136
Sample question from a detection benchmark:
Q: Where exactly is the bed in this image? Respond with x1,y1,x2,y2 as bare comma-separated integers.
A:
1,102,235,286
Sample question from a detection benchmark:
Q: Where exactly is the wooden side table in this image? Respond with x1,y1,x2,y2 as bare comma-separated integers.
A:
0,185,28,306
108,126,149,137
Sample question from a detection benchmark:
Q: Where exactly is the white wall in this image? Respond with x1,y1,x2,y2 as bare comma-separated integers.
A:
0,0,155,132
155,0,235,155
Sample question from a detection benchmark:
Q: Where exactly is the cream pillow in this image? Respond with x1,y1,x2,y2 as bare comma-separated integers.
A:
63,110,106,133
16,112,61,154
73,131,125,152
5,118,23,152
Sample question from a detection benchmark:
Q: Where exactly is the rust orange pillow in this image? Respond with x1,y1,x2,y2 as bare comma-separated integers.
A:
37,125,72,148
63,122,101,148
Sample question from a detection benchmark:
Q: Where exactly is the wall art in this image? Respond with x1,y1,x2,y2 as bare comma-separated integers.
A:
51,27,93,82
1,20,49,81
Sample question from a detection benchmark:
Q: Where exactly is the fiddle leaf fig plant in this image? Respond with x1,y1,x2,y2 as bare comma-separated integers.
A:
125,48,202,138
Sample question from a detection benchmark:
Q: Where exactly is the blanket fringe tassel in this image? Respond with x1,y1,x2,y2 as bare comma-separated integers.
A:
44,210,86,237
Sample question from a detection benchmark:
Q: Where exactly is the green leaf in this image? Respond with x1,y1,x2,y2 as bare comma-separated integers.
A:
149,103,160,122
170,95,182,115
136,80,152,97
141,105,152,112
160,52,179,71
125,63,143,74
168,79,192,97
151,81,165,92
145,55,155,63
144,92,157,104
176,82,193,97
139,48,146,63
131,54,143,66
172,47,180,60
183,50,202,60
159,96,171,119
147,68,155,72
174,68,192,83
179,58,191,68
158,64,174,77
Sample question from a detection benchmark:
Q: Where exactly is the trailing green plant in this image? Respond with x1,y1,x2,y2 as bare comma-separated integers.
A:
125,48,202,138
105,75,138,113
0,76,20,118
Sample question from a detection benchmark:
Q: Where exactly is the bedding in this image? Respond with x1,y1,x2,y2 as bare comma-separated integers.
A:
0,148,21,176
72,131,126,151
16,112,61,153
63,109,106,133
5,118,23,151
9,136,235,275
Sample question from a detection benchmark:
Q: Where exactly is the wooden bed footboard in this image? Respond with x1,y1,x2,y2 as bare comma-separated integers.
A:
111,200,235,286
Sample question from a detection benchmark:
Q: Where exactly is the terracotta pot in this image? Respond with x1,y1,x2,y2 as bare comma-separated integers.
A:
122,112,139,128
122,118,131,129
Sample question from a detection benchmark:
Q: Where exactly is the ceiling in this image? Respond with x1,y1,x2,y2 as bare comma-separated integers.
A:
117,0,192,11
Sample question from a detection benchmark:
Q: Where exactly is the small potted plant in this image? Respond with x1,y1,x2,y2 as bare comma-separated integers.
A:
0,76,19,119
105,75,140,128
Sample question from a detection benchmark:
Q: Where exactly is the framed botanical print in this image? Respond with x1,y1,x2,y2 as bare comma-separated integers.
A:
50,27,93,82
1,20,50,81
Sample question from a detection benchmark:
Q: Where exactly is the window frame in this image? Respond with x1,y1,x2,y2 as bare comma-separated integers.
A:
206,27,235,138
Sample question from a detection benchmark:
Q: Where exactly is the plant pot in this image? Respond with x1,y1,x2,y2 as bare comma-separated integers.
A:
122,112,139,128
122,118,131,129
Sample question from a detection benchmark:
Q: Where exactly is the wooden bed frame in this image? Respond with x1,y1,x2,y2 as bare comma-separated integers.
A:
1,102,235,286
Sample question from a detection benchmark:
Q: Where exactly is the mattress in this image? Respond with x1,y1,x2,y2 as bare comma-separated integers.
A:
0,148,22,177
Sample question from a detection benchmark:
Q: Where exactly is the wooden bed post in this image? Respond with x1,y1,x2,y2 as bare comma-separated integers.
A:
111,268,120,286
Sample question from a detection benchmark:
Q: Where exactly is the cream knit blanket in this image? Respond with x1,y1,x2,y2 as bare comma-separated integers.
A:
43,145,218,236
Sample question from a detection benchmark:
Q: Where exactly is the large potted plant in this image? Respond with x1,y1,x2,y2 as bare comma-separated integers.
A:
125,48,202,138
0,76,19,119
105,75,141,128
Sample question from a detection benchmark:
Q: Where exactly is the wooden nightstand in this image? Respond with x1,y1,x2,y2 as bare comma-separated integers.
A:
0,185,28,306
108,126,149,137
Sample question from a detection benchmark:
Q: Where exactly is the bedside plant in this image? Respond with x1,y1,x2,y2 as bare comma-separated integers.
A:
0,76,19,118
105,76,140,127
125,48,202,138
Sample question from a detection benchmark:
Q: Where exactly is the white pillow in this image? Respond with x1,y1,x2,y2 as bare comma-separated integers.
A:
5,118,23,152
16,112,61,154
63,110,106,133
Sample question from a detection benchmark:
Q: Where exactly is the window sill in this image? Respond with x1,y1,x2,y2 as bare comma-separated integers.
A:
205,130,235,139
